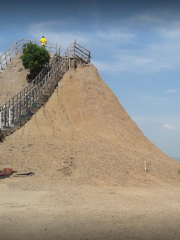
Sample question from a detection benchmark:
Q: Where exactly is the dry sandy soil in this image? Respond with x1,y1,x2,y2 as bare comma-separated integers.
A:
0,56,180,240
1,183,180,240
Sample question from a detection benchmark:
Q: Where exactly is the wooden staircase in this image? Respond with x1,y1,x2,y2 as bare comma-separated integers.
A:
0,40,91,141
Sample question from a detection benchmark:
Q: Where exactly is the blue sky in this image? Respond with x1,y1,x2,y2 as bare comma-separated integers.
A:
0,0,179,159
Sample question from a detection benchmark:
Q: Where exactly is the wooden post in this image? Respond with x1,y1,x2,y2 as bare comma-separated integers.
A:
19,92,21,117
23,89,25,115
26,94,28,113
69,45,71,69
89,50,91,62
16,94,18,121
35,86,38,103
73,39,76,58
7,101,10,125
19,100,22,118
29,86,32,108
32,89,35,107
15,42,18,56
49,43,52,54
12,106,14,125
12,97,14,110
56,43,58,53
5,52,7,67
4,109,6,128
0,111,1,129
1,55,3,70
0,54,2,70
21,39,24,53
9,108,11,127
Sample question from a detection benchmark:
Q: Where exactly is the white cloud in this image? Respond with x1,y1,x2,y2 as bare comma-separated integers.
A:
28,20,135,50
28,20,94,50
92,31,180,73
29,28,90,49
163,124,176,131
91,60,127,72
132,116,180,131
92,52,169,74
95,12,180,73
132,14,162,23
94,29,135,42
166,89,179,93
139,95,157,100
27,14,180,74
157,20,180,39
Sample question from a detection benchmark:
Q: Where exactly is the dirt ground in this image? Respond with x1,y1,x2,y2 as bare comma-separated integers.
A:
0,56,180,240
0,183,180,240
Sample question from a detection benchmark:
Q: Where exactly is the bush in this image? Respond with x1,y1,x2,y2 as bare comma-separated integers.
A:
21,43,50,80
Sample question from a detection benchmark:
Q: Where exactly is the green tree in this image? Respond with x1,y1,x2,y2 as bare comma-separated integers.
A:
21,43,50,80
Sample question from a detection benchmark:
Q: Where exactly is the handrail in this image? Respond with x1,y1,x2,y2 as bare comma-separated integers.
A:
61,40,91,61
0,40,91,130
0,47,61,111
9,54,65,124
0,38,59,71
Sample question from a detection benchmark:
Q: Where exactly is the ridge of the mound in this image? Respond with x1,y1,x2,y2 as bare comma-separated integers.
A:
0,63,179,189
0,54,29,105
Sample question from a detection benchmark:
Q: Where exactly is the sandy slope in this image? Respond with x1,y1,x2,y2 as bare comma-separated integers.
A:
0,63,179,189
0,54,29,105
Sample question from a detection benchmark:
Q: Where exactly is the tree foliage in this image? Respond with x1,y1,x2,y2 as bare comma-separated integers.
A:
21,43,50,80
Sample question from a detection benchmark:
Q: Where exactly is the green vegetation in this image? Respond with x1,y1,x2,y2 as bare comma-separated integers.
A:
21,43,50,80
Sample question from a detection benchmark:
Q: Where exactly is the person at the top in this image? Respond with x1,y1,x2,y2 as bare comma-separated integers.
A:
40,36,47,47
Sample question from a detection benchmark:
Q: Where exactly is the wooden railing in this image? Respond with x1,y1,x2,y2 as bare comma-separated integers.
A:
0,46,61,128
63,40,91,67
0,38,59,71
0,40,91,130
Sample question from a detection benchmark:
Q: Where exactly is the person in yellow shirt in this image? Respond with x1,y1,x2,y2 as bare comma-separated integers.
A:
40,36,47,48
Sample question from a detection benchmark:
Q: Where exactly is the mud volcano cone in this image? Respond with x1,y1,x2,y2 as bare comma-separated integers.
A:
1,63,179,189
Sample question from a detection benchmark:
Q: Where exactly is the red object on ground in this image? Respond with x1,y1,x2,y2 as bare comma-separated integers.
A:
0,168,13,176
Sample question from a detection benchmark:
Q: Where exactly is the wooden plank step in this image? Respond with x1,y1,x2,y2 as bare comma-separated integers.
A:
13,121,21,130
19,118,29,126
40,94,49,100
42,92,52,97
2,129,12,137
48,82,58,88
36,99,46,105
58,73,64,78
30,107,40,114
0,130,5,142
44,86,54,92
44,87,55,93
17,115,31,126
47,85,56,90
